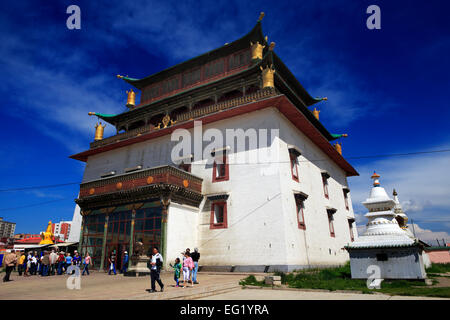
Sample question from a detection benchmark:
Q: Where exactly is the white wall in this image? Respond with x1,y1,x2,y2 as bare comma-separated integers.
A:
81,106,358,269
166,203,198,265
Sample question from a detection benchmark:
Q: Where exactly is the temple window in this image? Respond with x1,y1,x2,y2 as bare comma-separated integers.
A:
204,59,225,79
288,146,301,182
182,68,201,87
321,171,330,199
343,188,350,210
161,77,180,95
212,148,229,182
210,201,227,229
294,193,308,230
327,208,336,237
348,219,355,242
228,50,251,70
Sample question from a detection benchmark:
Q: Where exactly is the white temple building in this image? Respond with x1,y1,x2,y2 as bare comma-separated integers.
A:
346,172,427,279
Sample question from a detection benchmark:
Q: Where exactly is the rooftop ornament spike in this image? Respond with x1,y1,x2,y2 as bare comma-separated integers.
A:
258,12,265,21
371,171,381,187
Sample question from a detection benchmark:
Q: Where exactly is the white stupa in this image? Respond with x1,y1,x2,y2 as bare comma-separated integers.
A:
346,172,426,279
349,172,415,248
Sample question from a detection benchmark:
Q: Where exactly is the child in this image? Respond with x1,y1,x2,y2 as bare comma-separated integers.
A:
182,252,194,288
170,258,182,287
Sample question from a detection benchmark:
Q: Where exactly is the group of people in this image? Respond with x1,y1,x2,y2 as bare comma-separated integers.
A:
3,245,201,293
146,246,201,293
2,249,93,282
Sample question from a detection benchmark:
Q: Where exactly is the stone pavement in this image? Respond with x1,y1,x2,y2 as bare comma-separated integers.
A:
0,270,244,300
1,270,448,300
200,287,450,300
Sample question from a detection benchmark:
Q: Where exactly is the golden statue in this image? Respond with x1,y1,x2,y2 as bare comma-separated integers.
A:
39,221,54,245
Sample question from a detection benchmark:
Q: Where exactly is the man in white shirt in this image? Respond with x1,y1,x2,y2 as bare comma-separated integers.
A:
149,246,164,293
49,250,58,275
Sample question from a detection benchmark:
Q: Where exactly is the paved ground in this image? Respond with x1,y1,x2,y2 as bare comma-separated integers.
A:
1,270,448,300
0,270,244,300
200,287,449,300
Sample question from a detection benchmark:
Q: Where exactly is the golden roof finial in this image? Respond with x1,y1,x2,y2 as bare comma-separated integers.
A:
126,89,136,108
260,64,275,88
117,74,124,79
88,112,96,116
313,107,320,120
94,122,106,141
334,142,342,155
258,12,265,22
250,41,265,60
269,42,276,51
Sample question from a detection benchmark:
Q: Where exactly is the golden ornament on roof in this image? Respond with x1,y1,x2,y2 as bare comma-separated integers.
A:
250,41,265,60
94,122,106,141
126,89,136,108
260,65,275,88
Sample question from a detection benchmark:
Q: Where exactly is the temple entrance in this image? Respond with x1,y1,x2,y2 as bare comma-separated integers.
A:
81,201,163,271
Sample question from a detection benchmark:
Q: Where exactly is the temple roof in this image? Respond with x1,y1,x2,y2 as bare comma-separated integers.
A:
118,20,266,89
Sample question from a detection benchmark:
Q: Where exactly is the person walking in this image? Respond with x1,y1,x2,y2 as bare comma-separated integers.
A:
149,246,164,293
191,247,200,284
182,252,194,288
169,258,182,287
121,251,129,274
2,250,17,282
30,253,37,275
57,252,65,275
82,253,92,275
65,253,73,274
108,251,117,275
73,252,82,268
49,250,58,275
24,252,31,277
17,251,26,276
41,251,50,276
38,251,43,275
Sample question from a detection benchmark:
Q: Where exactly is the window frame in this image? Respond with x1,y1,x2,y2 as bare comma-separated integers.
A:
327,210,335,237
348,219,355,242
343,189,350,210
210,201,228,229
212,155,229,182
322,174,329,199
295,197,306,230
289,152,299,182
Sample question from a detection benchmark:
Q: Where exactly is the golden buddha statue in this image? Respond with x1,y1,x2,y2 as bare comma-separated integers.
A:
39,221,55,245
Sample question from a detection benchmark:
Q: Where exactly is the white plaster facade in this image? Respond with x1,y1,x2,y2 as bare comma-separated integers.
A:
81,107,357,271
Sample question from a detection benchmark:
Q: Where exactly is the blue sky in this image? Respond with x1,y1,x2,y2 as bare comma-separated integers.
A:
0,0,449,244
